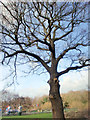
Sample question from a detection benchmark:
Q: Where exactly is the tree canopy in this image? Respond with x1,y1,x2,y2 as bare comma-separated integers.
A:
0,2,89,79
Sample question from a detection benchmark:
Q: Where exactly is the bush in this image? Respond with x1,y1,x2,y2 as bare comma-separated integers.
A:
40,102,51,110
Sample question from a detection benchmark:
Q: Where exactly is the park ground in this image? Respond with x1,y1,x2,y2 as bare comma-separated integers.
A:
2,109,89,119
2,90,89,119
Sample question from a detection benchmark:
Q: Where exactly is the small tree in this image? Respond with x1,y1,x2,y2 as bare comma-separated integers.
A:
0,1,90,119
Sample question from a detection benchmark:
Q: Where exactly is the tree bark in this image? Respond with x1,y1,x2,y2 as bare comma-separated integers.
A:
48,77,65,119
48,40,65,119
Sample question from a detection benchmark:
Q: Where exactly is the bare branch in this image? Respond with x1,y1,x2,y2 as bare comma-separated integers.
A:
0,2,89,81
5,50,50,73
57,63,90,77
0,1,18,21
56,43,89,65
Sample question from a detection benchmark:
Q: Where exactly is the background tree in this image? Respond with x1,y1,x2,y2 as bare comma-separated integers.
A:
0,1,90,119
2,90,19,102
2,90,32,113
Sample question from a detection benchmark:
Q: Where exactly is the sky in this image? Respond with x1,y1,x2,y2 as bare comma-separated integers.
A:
0,0,90,2
0,62,88,98
0,0,89,99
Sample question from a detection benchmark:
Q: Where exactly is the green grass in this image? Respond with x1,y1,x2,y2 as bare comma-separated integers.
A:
3,112,52,118
2,108,77,119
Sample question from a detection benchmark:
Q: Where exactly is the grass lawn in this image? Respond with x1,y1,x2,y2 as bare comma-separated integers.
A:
2,110,89,120
3,112,52,118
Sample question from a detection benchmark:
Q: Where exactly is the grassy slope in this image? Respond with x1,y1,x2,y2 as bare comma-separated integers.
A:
3,113,52,118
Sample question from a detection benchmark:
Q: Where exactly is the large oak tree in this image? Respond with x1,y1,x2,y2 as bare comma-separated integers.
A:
0,1,90,119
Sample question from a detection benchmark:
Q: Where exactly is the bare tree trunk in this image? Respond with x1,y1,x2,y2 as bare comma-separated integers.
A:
49,78,65,119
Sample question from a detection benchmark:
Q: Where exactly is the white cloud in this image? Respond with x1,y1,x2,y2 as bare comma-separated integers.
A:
14,70,88,98
60,70,88,93
0,65,88,98
17,85,50,98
